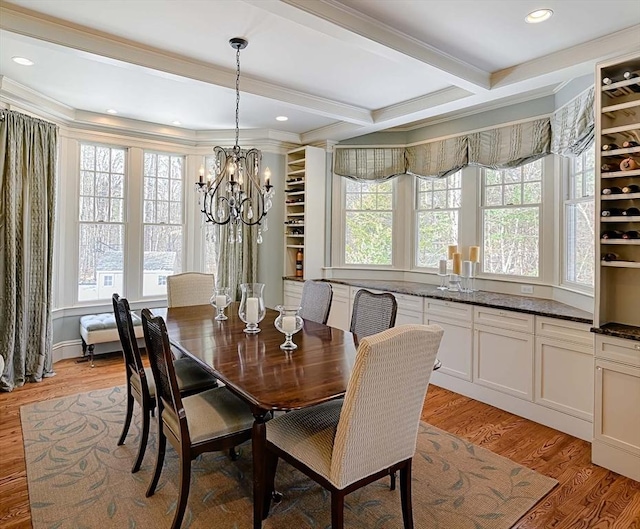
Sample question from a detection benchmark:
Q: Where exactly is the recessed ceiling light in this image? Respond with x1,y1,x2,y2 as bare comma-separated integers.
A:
106,109,118,114
276,116,288,122
525,9,553,23
172,120,182,126
12,56,34,66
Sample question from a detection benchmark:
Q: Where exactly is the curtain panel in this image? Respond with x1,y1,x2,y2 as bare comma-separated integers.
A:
0,109,58,391
406,136,468,179
467,118,551,169
550,87,595,157
333,147,406,181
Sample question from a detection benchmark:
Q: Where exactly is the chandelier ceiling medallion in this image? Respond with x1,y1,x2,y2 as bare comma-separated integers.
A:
196,37,273,244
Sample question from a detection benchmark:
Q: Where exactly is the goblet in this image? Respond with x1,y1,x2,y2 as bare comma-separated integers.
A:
210,287,231,320
274,305,304,350
239,283,266,333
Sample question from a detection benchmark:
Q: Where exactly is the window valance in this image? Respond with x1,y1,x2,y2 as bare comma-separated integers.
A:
550,86,595,157
333,147,406,181
406,136,468,179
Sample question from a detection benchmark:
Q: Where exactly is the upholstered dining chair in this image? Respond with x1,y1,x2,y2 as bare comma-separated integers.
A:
299,280,333,324
141,309,255,529
112,294,218,474
349,289,398,341
262,324,444,529
166,272,214,307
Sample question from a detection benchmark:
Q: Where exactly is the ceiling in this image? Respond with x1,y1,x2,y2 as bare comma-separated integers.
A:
1,0,639,145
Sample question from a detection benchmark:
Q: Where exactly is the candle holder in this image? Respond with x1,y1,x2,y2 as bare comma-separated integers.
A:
274,305,304,350
437,272,448,290
437,258,448,290
238,283,266,333
210,287,231,320
448,274,461,292
471,261,479,292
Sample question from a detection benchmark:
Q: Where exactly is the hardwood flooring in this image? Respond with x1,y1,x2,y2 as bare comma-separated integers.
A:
1,353,639,528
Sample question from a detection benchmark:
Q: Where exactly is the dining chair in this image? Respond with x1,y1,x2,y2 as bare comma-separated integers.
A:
141,309,255,529
112,294,219,474
349,289,398,341
299,280,333,324
166,272,214,307
262,324,444,529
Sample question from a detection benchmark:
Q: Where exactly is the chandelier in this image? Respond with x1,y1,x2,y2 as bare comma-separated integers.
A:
196,37,274,244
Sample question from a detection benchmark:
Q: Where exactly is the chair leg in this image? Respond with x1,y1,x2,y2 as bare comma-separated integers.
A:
229,446,240,461
262,450,279,520
171,450,192,529
400,460,414,529
117,386,134,446
331,490,345,529
390,469,397,491
146,420,166,497
131,405,150,473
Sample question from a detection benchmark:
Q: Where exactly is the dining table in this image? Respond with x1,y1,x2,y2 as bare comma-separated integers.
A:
153,302,359,529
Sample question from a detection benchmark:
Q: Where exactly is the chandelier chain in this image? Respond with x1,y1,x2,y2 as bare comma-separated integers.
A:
235,46,241,148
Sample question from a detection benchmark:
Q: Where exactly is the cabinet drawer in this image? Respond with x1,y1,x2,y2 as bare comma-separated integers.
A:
424,298,473,322
331,283,350,299
393,292,423,314
283,280,304,296
595,335,640,367
474,306,534,334
536,317,593,347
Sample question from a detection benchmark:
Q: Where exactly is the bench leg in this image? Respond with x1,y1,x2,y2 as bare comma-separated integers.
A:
77,338,91,364
89,344,95,368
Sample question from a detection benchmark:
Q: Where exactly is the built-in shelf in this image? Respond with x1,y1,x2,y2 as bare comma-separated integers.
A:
287,168,305,176
600,143,640,155
602,99,640,113
286,212,305,217
601,261,640,268
600,239,640,245
601,216,640,222
286,244,304,249
602,169,640,178
602,77,640,94
288,158,306,165
601,193,640,200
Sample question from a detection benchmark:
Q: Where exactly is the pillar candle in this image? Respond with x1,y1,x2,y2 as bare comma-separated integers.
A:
452,252,462,275
215,295,226,308
469,246,480,263
462,260,473,278
282,316,296,334
438,259,447,275
246,297,259,323
447,244,458,260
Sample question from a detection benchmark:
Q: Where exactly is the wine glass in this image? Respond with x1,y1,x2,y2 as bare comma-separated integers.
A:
274,305,304,350
210,287,231,320
238,283,266,333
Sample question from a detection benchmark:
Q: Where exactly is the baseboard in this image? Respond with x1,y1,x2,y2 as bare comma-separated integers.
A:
430,371,593,442
592,440,640,482
52,340,83,364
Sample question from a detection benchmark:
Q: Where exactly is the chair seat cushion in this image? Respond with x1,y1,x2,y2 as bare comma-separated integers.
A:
80,312,143,344
163,387,254,444
131,367,156,399
266,399,343,484
131,358,216,400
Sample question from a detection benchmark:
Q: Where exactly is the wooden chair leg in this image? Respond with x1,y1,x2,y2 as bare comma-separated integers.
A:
331,490,345,529
131,406,150,473
229,446,240,461
390,469,397,491
262,450,279,520
117,387,134,446
171,450,192,529
400,460,414,529
146,420,166,497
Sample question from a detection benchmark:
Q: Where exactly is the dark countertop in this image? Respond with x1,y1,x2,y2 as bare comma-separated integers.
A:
591,323,640,342
283,277,593,324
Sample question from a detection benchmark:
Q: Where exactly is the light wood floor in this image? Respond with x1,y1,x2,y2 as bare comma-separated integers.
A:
1,353,639,528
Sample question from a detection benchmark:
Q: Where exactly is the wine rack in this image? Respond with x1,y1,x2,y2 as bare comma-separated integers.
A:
283,146,326,279
595,53,640,327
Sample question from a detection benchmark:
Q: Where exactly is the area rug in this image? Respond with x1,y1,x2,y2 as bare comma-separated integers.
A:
21,387,556,529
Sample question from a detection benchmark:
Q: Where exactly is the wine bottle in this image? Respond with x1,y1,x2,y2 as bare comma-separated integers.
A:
601,163,616,172
295,249,303,277
622,184,640,193
602,143,619,151
601,208,624,217
601,230,624,239
623,207,640,216
623,72,640,93
623,72,639,80
601,253,619,262
622,230,640,239
620,158,639,171
622,140,639,148
602,77,613,85
602,186,623,195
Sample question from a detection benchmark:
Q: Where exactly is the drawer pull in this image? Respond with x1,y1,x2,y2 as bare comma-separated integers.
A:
499,311,505,316
635,345,640,351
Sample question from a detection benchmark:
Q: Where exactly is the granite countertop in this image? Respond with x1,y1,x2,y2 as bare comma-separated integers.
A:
284,276,593,324
591,323,640,343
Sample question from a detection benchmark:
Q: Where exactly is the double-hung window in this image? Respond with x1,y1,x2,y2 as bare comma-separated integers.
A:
344,179,394,266
415,171,461,268
142,152,184,296
481,160,543,277
78,144,126,302
564,146,595,287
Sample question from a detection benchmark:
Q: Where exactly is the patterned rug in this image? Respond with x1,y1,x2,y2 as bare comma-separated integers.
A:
21,387,556,529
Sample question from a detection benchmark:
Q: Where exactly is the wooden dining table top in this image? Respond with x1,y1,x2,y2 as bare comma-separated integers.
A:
154,303,358,412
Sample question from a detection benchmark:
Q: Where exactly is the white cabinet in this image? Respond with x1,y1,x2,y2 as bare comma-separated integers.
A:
424,299,473,381
283,279,303,308
326,283,350,332
394,292,423,325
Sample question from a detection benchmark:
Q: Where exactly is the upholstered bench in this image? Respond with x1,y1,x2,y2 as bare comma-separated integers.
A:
79,312,143,367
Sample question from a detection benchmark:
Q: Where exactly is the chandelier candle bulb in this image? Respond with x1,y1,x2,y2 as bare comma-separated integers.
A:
438,259,447,275
447,244,458,260
282,316,297,334
469,246,480,262
246,298,259,324
452,252,462,275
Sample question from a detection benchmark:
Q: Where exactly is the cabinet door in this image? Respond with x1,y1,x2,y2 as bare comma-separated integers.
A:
283,280,303,308
535,336,593,421
425,315,472,381
594,358,640,456
474,325,534,400
327,284,350,332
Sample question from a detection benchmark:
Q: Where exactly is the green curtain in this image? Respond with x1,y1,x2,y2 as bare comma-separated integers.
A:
0,109,58,391
214,222,258,301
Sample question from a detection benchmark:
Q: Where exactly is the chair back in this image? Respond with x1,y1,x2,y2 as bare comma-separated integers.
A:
112,294,145,379
141,309,189,443
299,281,333,324
167,272,214,307
349,289,397,339
330,324,443,489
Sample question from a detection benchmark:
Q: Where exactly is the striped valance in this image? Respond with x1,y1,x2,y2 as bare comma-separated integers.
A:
550,87,595,157
333,147,406,181
406,136,468,179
